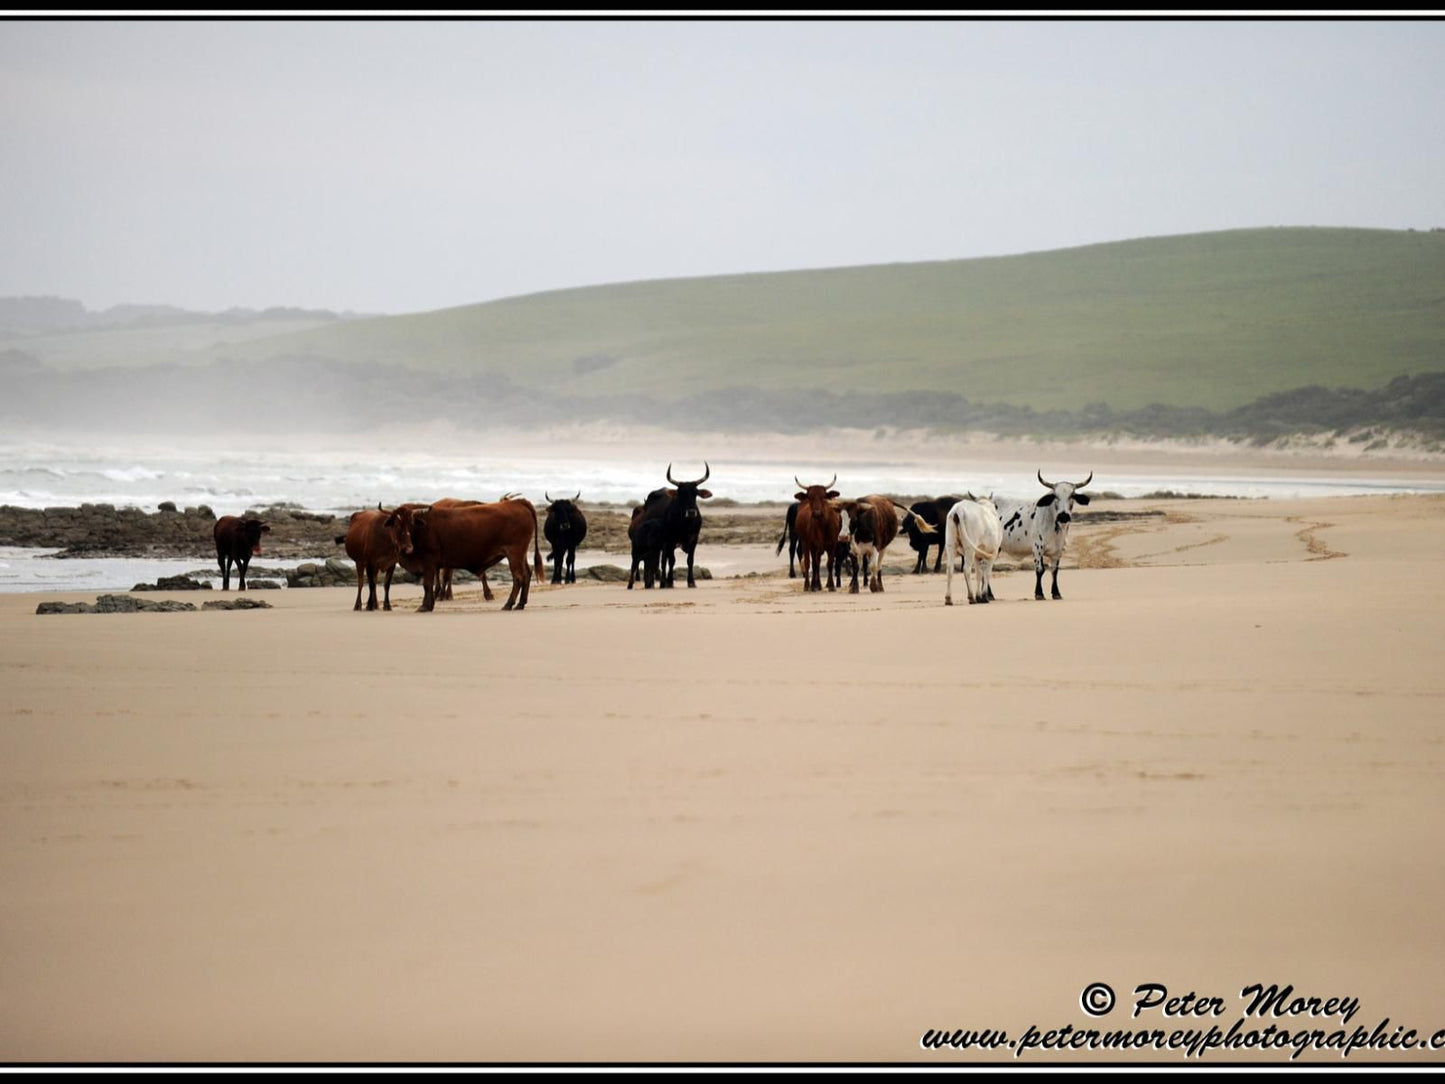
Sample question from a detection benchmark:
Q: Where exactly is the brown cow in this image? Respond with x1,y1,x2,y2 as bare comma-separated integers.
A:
838,495,909,594
408,498,545,613
213,515,270,591
791,474,841,593
398,496,517,603
337,504,415,612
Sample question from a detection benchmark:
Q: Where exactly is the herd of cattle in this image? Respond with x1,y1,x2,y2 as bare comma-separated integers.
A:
210,465,1095,611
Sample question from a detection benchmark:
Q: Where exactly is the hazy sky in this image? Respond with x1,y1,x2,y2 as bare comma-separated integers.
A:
2,17,1443,315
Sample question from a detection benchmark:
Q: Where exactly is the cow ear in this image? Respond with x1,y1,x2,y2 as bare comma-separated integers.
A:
794,492,807,501
384,515,396,527
1074,492,1091,505
1036,493,1056,507
826,490,839,498
413,512,427,527
696,489,712,500
261,523,271,532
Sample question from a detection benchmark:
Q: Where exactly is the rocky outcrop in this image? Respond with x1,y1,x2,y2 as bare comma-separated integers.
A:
37,593,272,613
285,558,355,588
0,502,341,559
37,594,198,614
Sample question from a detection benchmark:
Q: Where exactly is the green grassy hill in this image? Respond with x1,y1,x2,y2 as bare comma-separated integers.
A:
230,227,1445,414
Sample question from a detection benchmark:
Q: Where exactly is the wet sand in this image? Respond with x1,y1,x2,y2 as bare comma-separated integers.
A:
2,494,1443,1064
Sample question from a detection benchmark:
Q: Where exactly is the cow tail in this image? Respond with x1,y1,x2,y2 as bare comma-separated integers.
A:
531,501,545,584
775,528,787,556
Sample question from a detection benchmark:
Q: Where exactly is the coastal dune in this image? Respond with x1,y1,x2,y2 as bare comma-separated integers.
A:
2,494,1443,1064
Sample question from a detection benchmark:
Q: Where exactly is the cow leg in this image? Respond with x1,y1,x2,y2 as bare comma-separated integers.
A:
789,541,797,579
945,544,955,605
1050,559,1063,600
944,514,958,606
503,550,527,610
238,557,249,592
568,545,578,584
872,548,885,593
419,567,436,612
964,551,978,604
686,545,697,588
383,565,395,611
366,565,379,611
353,564,364,611
848,547,860,594
551,547,563,585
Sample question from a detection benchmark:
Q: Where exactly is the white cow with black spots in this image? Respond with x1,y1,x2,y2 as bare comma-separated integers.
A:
943,495,1003,606
993,471,1093,601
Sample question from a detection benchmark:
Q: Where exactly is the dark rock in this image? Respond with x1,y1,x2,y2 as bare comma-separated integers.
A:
158,501,178,513
586,564,631,582
93,594,196,613
132,575,212,592
36,601,95,614
202,598,273,610
243,579,281,589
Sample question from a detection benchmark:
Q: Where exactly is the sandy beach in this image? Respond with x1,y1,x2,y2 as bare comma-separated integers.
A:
3,492,1444,1065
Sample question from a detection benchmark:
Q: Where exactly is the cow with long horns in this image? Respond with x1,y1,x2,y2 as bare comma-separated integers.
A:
543,491,588,584
626,464,713,589
993,470,1094,600
791,474,842,592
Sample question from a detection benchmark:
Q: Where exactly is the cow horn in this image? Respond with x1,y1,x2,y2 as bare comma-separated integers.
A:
1038,470,1058,489
377,501,384,511
1076,471,1093,489
544,491,551,503
573,490,581,502
794,475,805,490
667,462,709,486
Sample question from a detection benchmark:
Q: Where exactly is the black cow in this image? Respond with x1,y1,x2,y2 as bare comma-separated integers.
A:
626,464,713,589
900,495,964,574
543,491,588,584
213,515,270,592
775,502,802,578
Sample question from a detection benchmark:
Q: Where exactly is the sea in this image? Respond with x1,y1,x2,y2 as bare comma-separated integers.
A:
3,435,1444,593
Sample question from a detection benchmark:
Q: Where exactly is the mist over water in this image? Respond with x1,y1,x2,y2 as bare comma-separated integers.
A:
5,433,1445,515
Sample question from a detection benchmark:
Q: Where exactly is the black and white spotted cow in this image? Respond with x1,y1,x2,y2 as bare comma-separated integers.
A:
993,471,1093,601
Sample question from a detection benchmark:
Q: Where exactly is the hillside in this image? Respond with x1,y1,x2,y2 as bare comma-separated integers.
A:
0,299,368,371
222,226,1445,414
